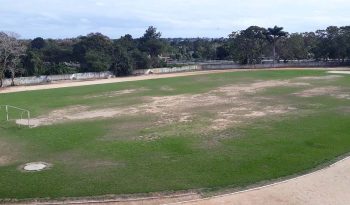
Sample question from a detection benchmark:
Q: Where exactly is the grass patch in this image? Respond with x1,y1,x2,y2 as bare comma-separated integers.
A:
0,69,349,199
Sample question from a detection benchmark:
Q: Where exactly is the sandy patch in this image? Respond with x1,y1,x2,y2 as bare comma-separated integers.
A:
212,105,294,130
216,80,309,96
17,106,141,127
16,105,89,127
296,75,343,80
0,140,19,166
17,79,308,129
85,88,148,99
160,86,175,91
0,156,11,166
295,86,349,99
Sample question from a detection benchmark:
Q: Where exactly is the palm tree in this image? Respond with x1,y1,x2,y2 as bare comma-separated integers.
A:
266,26,288,67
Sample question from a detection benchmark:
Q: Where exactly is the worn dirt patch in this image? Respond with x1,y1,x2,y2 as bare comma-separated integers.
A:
54,151,125,171
211,103,296,130
160,86,175,92
0,140,19,166
17,79,308,129
0,156,11,166
17,105,145,127
85,88,148,99
295,86,349,99
216,80,309,96
296,75,343,80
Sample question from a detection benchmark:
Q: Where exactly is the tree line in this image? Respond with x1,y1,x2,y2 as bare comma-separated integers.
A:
1,25,350,86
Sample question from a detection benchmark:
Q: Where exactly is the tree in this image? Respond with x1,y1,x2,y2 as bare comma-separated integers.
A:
23,50,44,76
339,26,350,60
7,55,24,86
266,26,288,66
73,33,112,72
141,26,161,41
31,37,46,50
228,26,268,64
116,34,136,52
110,45,134,76
132,50,151,69
85,50,111,72
277,33,308,61
216,45,230,60
302,32,318,59
0,32,26,87
7,42,26,86
139,26,166,67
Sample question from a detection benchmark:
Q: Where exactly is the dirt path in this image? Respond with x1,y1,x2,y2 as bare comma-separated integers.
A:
1,67,347,94
171,156,350,205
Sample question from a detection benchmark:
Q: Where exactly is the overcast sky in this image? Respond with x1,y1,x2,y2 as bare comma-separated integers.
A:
1,0,349,39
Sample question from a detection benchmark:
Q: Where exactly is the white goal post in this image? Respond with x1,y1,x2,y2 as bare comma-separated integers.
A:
0,105,31,128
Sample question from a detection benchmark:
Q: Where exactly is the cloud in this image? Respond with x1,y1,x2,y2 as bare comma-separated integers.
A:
0,0,349,38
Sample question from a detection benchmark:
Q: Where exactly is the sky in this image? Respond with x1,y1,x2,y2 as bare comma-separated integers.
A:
0,0,350,39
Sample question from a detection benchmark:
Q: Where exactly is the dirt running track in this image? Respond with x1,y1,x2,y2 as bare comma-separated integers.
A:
2,67,349,94
4,67,350,205
171,156,350,205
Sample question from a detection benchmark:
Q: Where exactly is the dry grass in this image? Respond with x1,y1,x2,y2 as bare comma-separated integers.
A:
17,79,310,131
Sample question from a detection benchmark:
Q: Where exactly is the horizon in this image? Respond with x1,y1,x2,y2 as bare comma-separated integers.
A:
1,0,350,39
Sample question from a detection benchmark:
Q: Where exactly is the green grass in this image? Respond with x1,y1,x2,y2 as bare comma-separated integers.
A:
0,69,350,200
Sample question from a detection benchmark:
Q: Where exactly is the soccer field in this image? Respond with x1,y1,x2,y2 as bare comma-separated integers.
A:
0,69,350,200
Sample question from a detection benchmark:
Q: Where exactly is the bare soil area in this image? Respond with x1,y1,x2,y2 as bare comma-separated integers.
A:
0,139,19,166
295,75,343,80
295,86,350,99
16,79,307,129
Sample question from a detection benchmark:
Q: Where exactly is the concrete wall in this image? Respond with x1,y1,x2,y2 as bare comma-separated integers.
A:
2,71,114,87
132,65,201,75
2,62,348,87
202,61,350,70
2,65,200,87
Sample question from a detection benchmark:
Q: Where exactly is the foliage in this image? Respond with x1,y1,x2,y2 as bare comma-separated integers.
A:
2,25,350,81
110,45,134,76
30,37,46,50
0,32,26,86
228,26,268,64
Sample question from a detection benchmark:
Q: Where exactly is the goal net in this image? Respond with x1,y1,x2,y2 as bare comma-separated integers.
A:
0,105,31,128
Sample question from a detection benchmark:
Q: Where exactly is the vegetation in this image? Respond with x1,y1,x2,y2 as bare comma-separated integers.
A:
1,25,350,85
0,69,349,199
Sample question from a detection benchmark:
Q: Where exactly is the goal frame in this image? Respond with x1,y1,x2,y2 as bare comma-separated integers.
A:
0,105,31,128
